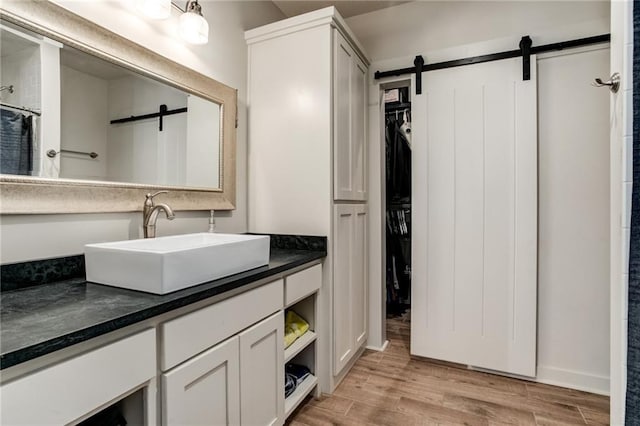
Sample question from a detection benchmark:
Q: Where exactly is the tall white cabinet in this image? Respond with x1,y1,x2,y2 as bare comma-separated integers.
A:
246,7,369,391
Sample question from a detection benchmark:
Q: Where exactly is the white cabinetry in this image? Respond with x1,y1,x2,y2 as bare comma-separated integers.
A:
1,263,324,426
165,311,285,426
162,336,240,426
160,279,283,371
0,329,157,425
161,280,284,426
333,204,368,375
246,6,369,391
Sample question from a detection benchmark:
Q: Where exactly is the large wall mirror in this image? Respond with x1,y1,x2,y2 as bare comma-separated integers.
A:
0,0,236,213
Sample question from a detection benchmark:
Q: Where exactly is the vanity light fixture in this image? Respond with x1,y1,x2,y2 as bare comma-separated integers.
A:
178,0,209,45
138,0,209,45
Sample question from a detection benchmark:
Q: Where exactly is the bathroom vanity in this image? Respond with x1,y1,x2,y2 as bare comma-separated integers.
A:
0,236,326,425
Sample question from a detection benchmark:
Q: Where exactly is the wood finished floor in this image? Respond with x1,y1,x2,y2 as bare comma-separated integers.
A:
287,317,610,426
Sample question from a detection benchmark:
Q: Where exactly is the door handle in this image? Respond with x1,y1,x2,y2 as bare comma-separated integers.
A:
592,72,620,93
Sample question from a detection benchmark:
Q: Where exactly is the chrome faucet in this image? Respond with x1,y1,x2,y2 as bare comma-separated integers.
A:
143,191,175,238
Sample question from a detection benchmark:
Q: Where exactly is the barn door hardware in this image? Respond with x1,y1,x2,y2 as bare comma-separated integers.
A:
110,104,188,131
374,34,611,94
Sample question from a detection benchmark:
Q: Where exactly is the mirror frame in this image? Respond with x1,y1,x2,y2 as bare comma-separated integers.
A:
0,0,236,213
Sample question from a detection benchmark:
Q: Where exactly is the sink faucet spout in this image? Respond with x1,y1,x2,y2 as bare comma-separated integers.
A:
143,192,175,238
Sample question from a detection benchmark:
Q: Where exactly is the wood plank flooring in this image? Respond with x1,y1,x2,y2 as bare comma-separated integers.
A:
287,317,610,425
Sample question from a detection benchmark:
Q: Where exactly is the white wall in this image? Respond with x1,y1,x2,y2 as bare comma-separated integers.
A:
60,65,109,181
0,1,285,264
348,0,612,394
1,46,40,110
610,0,634,422
347,1,610,62
537,46,610,394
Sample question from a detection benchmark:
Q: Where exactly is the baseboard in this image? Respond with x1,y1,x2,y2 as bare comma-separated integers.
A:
365,340,389,352
330,344,367,393
469,364,610,396
535,365,610,396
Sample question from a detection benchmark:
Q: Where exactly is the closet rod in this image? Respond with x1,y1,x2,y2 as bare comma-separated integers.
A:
385,102,411,113
0,102,41,116
374,33,611,94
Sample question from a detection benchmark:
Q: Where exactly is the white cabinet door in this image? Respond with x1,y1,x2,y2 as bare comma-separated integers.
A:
351,57,367,201
239,311,284,426
333,30,368,202
333,204,354,374
352,204,368,347
333,31,354,201
333,204,368,375
162,336,240,426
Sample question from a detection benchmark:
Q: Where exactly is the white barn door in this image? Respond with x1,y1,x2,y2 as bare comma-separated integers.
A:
411,56,538,377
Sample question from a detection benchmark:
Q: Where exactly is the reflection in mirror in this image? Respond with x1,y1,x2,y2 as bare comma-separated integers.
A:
0,20,222,190
0,23,42,177
0,0,236,213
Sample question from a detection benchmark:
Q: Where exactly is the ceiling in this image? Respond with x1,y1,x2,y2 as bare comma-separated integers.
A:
60,46,132,80
271,1,412,19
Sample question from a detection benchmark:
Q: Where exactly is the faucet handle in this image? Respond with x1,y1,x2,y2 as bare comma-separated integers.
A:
145,190,169,204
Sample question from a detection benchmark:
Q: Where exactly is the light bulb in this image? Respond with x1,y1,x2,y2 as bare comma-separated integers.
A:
179,11,209,45
137,0,171,20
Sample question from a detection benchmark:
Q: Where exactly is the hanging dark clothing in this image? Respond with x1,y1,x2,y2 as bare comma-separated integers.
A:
0,109,33,175
386,117,411,202
385,114,412,314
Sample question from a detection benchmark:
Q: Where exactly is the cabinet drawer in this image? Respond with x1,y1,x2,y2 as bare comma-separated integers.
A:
285,264,322,306
161,279,284,370
0,329,156,425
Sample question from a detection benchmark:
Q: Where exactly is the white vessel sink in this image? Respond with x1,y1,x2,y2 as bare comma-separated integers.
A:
84,233,270,294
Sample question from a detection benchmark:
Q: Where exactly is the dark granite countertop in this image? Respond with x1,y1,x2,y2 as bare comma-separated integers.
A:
1,246,325,370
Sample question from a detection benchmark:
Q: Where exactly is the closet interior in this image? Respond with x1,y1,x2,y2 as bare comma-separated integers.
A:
384,86,411,319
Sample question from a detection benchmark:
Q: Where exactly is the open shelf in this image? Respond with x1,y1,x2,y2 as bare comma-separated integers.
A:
282,269,320,421
284,374,318,418
285,331,317,363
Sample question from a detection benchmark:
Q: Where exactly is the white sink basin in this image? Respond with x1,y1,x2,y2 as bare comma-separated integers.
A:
84,233,270,294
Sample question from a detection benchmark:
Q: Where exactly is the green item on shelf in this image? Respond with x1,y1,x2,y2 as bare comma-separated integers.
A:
284,310,310,348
